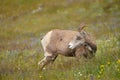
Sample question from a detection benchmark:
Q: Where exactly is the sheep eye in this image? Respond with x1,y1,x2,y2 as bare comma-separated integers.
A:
76,36,81,40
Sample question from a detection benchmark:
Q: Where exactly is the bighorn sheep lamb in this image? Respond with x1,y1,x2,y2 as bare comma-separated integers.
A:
38,23,97,69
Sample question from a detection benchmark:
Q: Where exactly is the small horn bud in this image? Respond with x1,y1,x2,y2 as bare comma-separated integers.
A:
78,22,86,32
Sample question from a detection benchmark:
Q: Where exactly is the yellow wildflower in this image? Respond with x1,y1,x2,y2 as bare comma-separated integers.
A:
100,65,105,69
100,68,104,73
117,59,120,64
99,71,102,74
97,75,100,79
107,61,111,65
117,68,120,72
39,75,42,78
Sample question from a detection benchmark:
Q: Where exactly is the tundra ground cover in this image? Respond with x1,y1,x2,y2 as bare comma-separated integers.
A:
0,0,120,80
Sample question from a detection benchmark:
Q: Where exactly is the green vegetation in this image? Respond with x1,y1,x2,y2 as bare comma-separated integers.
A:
0,0,120,80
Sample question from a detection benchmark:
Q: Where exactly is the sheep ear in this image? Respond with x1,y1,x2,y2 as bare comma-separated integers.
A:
78,23,86,32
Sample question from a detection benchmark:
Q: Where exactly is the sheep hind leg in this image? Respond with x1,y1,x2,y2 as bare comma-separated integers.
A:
38,56,53,70
51,55,58,62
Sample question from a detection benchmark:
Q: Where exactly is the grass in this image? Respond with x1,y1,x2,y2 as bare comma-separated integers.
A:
0,0,120,80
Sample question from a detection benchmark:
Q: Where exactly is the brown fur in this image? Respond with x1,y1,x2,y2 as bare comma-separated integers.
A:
46,29,97,57
38,29,97,69
46,29,78,56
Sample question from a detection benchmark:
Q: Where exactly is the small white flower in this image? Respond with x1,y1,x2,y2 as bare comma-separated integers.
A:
80,73,82,76
78,72,82,76
106,40,110,42
43,67,46,70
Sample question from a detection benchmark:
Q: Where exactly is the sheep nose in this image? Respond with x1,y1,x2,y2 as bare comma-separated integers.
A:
68,44,73,49
68,45,71,48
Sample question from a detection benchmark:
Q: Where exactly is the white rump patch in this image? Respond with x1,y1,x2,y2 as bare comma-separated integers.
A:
41,31,53,57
